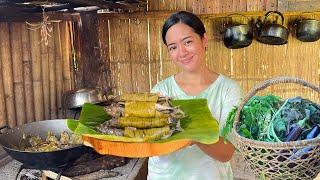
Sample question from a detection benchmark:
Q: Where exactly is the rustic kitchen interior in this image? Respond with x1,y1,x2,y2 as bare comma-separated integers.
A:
0,0,319,179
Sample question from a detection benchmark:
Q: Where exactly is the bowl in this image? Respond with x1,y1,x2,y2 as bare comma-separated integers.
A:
63,88,107,109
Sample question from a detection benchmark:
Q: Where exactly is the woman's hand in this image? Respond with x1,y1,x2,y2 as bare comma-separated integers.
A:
194,136,235,162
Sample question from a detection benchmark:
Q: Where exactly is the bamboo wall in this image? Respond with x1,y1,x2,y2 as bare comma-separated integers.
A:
147,0,277,12
99,11,320,102
99,2,320,178
0,21,75,128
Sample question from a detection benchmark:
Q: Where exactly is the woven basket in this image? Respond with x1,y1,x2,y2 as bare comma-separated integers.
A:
232,77,320,180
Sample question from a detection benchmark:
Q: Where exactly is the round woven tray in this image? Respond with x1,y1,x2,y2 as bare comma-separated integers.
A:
232,76,320,179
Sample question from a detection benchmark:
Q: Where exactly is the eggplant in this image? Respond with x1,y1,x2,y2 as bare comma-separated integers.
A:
289,126,320,161
284,118,307,142
305,125,320,139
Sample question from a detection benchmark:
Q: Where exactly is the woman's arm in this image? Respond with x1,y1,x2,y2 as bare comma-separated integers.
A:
196,78,242,162
195,137,235,162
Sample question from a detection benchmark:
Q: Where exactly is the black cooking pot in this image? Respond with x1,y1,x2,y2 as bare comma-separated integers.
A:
256,11,289,45
223,19,253,49
296,19,320,42
0,119,86,170
222,14,253,49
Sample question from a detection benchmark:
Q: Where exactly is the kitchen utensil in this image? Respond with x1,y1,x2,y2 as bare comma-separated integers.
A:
63,88,107,109
256,11,289,45
223,14,253,49
0,119,86,170
296,13,320,42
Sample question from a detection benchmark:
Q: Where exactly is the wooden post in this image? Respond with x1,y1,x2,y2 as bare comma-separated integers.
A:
0,22,16,127
97,17,112,94
48,26,57,119
76,12,102,89
29,25,44,121
41,35,50,120
10,22,26,126
21,23,35,123
60,21,73,92
54,23,64,118
0,23,7,126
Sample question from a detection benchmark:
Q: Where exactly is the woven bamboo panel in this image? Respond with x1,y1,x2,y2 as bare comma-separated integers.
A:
148,0,277,12
101,11,320,104
147,0,320,12
0,21,75,127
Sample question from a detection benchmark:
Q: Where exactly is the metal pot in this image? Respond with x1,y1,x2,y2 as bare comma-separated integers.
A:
0,119,87,170
256,11,289,45
296,19,320,42
63,88,107,109
223,16,253,49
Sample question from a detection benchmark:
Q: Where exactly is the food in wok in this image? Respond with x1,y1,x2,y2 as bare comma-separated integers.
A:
17,131,83,152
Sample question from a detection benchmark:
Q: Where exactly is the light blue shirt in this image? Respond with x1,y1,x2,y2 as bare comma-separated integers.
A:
148,74,243,180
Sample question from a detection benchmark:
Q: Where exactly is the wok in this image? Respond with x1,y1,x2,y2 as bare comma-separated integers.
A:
0,119,86,170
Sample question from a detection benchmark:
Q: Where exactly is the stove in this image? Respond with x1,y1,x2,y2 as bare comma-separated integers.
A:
0,149,147,180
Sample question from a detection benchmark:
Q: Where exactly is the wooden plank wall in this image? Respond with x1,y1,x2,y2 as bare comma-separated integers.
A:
0,21,75,127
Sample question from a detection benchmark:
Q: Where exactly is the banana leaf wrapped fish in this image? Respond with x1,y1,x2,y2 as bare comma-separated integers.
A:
96,125,172,141
120,93,159,102
124,126,171,141
105,101,185,119
101,116,181,129
109,116,170,128
125,101,169,118
97,93,185,142
96,116,182,141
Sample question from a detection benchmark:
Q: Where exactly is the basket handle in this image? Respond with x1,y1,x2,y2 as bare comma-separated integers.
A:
233,76,320,129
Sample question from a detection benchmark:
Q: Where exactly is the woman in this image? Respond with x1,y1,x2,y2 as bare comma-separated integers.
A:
148,11,243,180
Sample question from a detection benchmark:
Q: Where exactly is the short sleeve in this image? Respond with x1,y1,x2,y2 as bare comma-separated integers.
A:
151,83,160,93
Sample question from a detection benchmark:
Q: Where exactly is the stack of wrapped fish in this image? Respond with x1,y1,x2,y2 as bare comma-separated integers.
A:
96,93,185,142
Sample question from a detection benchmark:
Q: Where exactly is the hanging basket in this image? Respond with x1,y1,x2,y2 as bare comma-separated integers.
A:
232,76,320,179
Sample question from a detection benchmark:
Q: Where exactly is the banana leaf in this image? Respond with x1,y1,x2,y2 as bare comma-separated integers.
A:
67,99,219,144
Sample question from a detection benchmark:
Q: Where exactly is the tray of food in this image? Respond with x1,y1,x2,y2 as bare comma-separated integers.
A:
67,93,219,157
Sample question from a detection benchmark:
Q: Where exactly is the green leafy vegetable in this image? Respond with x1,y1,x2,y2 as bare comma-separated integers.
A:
226,94,320,142
238,94,282,142
221,106,237,141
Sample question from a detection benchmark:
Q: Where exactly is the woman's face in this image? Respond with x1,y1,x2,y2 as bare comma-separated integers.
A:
165,22,208,72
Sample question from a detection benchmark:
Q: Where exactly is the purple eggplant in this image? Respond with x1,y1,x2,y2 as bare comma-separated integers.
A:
284,118,307,142
289,126,320,161
306,125,320,139
278,118,308,162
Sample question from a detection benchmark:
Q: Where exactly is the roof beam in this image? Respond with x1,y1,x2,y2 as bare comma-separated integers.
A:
52,0,140,10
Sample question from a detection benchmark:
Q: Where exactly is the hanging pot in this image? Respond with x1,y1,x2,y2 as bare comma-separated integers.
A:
256,11,289,45
222,14,253,49
295,12,320,42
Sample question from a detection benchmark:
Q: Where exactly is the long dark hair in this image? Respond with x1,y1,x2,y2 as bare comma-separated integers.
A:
162,11,206,45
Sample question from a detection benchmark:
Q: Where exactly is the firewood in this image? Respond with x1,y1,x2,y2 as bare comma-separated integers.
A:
63,156,126,177
72,170,119,180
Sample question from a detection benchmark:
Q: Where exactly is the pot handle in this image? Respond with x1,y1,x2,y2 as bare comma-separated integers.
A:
263,11,285,25
225,13,249,24
221,13,249,33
